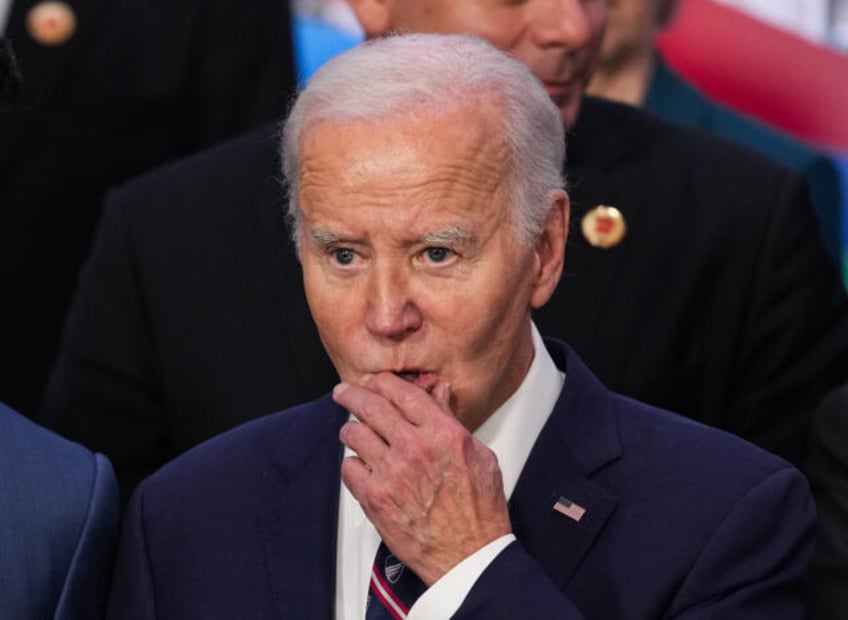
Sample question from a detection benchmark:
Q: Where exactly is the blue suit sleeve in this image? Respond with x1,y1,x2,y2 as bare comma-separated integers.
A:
454,541,586,619
55,454,120,620
669,467,814,618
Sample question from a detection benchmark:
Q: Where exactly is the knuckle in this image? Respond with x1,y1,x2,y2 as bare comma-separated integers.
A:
438,420,468,450
366,484,393,511
397,386,425,409
401,441,427,465
357,397,381,422
397,431,431,464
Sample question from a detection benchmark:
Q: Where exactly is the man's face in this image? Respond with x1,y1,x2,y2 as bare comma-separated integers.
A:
349,0,608,128
297,104,566,430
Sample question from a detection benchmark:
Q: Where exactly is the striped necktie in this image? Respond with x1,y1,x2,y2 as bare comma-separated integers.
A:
366,542,427,619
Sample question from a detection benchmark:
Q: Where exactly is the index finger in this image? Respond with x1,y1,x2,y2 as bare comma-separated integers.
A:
359,372,451,426
332,381,411,445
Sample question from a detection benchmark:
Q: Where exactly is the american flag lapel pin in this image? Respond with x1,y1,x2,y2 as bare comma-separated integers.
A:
553,496,586,522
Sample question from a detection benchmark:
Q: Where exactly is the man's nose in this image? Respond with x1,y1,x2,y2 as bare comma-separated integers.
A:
364,264,423,340
527,0,594,50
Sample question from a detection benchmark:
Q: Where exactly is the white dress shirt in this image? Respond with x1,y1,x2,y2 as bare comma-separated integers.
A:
335,323,565,619
0,0,13,35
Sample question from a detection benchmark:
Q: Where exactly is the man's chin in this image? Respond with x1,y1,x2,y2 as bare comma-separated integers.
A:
558,95,583,130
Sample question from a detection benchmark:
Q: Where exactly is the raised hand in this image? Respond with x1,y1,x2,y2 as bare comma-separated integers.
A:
335,372,512,586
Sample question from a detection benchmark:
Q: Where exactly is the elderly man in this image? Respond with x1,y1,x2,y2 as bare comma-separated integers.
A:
41,0,848,500
106,34,813,619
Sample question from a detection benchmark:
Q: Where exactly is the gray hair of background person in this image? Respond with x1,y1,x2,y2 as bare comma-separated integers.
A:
281,33,566,251
0,38,20,109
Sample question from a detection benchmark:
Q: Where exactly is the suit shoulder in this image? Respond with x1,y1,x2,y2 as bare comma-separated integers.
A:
579,96,798,181
0,403,118,607
139,395,342,495
97,124,287,252
612,392,802,492
106,124,282,211
551,340,802,494
0,403,102,493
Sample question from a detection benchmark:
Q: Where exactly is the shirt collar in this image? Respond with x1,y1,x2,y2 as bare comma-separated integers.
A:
474,322,564,499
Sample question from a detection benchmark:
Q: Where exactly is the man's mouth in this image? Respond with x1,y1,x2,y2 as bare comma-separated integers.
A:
393,370,438,391
543,79,574,98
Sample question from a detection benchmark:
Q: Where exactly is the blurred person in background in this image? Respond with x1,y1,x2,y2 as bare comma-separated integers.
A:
0,41,118,620
588,0,844,262
0,0,296,417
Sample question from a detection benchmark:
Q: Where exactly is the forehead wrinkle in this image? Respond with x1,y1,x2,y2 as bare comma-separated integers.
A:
428,158,506,196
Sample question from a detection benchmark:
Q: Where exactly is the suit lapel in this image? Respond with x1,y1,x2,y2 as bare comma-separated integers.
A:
254,345,620,610
510,340,621,588
257,398,347,619
539,97,642,356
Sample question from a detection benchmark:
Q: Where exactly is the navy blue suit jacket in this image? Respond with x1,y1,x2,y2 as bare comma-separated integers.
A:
0,401,119,619
107,340,814,619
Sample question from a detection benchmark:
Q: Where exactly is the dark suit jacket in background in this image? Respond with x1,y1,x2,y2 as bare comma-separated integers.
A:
645,55,844,262
106,340,814,619
40,98,848,495
807,383,848,618
0,0,296,416
0,400,119,620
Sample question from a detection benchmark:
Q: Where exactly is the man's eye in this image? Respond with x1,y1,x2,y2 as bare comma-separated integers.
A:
425,247,452,263
332,248,356,265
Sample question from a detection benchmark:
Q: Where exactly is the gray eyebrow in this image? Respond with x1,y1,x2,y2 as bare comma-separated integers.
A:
309,228,344,247
309,226,473,247
420,227,474,246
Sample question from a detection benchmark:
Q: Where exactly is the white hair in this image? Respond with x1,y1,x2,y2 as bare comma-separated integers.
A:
281,33,565,249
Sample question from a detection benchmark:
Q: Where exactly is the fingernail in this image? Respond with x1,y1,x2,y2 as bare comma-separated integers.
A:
333,383,350,398
358,373,374,385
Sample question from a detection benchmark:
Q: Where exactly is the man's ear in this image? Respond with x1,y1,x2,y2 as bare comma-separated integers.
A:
347,0,392,38
530,190,569,310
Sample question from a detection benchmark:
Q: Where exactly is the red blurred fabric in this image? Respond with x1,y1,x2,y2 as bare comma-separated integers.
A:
657,0,848,152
